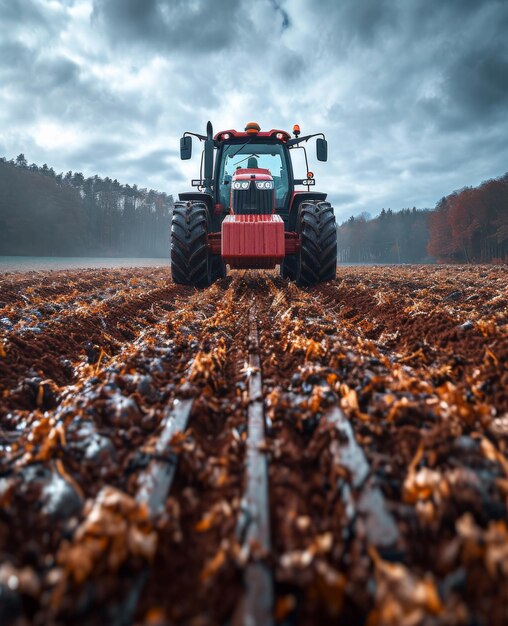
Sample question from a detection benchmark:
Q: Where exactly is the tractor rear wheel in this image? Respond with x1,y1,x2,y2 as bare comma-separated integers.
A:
171,201,216,287
295,201,337,287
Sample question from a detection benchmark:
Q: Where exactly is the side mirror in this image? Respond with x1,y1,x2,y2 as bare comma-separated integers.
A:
180,136,192,160
316,138,328,162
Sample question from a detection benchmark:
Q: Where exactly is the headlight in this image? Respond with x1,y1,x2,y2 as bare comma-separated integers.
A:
232,181,250,190
255,181,274,190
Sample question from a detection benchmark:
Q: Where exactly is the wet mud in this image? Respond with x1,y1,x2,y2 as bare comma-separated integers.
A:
0,265,507,625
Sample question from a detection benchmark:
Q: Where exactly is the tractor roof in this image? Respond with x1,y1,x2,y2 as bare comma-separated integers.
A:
214,129,291,142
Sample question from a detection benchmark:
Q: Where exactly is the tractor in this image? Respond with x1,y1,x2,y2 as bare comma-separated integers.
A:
171,121,337,287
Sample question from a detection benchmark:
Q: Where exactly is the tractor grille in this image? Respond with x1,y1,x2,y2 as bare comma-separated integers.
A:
232,184,273,215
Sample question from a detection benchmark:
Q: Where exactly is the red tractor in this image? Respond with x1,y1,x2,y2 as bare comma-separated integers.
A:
171,121,337,287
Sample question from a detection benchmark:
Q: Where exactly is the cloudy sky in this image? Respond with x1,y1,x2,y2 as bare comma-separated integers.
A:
1,0,507,222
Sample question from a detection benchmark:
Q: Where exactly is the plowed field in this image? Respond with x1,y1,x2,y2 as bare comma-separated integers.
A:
0,265,507,626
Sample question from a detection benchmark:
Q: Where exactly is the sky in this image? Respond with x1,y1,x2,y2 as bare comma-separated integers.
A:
0,0,507,223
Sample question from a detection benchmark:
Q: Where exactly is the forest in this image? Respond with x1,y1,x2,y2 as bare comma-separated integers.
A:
0,155,174,257
337,172,508,264
336,207,431,263
428,173,508,263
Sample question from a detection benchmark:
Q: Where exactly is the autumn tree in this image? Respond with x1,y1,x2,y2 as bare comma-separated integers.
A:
427,174,508,263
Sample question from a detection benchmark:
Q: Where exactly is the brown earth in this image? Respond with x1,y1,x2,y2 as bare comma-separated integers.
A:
0,265,507,626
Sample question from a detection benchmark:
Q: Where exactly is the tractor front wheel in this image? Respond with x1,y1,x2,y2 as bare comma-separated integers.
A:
280,255,298,280
171,201,218,288
295,201,337,287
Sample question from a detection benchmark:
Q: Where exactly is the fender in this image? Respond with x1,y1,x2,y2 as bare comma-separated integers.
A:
178,192,219,229
178,192,214,213
287,191,327,230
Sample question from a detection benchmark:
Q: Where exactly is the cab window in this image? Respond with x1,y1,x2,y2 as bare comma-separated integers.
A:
218,143,289,209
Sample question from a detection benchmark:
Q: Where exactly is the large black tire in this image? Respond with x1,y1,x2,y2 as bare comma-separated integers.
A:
295,201,337,287
211,255,227,281
171,201,215,287
280,255,298,280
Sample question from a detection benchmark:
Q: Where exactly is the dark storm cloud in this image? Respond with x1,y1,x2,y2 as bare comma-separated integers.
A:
316,0,508,113
0,0,50,28
402,0,508,133
339,0,397,45
410,0,502,31
49,141,181,191
0,0,68,49
277,49,306,81
0,47,155,134
118,149,180,177
112,151,185,192
69,139,128,164
0,46,80,94
309,0,398,52
91,0,245,53
445,51,508,120
0,40,30,70
300,0,508,217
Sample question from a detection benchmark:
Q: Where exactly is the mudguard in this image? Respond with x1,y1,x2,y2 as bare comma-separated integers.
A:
287,192,327,230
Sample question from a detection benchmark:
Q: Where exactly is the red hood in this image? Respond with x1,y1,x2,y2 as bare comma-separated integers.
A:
232,167,272,181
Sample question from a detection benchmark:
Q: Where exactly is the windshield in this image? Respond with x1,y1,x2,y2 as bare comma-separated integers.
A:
218,142,289,209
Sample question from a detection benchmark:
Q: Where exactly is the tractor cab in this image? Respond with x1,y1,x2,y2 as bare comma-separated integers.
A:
216,137,290,214
173,121,337,287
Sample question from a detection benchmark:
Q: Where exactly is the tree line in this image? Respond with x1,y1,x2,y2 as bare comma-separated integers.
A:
0,154,174,257
337,207,432,263
337,172,508,264
428,173,508,263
